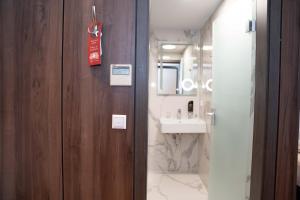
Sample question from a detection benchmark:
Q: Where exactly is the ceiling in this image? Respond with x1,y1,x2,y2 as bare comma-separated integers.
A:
150,0,223,30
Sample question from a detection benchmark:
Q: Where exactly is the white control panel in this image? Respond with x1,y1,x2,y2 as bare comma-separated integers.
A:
110,64,132,86
112,114,127,130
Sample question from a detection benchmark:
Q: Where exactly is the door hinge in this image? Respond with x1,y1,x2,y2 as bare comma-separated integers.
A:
246,20,256,32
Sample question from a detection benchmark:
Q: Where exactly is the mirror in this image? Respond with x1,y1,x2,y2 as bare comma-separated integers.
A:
157,43,199,96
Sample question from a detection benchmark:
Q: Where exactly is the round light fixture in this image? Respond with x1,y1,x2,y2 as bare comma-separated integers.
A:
205,79,213,92
150,82,156,88
162,44,176,50
202,45,213,51
181,78,195,92
195,45,201,51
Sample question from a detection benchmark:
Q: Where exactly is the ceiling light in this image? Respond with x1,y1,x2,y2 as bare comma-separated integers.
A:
202,45,213,51
150,82,156,88
162,45,176,50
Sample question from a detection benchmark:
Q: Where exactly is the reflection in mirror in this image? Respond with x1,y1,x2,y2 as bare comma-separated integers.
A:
157,43,199,96
204,79,213,92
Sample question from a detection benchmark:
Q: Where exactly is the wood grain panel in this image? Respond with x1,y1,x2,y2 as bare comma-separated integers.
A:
62,0,136,199
0,0,63,200
250,0,282,199
275,0,300,198
134,0,149,199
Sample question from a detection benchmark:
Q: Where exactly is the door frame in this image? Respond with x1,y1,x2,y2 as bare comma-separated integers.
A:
134,0,300,200
274,0,300,199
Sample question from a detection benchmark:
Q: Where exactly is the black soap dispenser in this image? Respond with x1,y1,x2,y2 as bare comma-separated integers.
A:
188,101,194,119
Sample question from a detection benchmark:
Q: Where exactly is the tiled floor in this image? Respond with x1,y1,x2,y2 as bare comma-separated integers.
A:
147,173,208,200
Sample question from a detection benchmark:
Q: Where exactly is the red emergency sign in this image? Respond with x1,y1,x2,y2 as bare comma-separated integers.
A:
88,22,103,66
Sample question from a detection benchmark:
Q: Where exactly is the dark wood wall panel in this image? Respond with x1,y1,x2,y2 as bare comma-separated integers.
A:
275,0,300,198
0,0,63,200
62,0,136,199
250,0,283,199
134,0,149,199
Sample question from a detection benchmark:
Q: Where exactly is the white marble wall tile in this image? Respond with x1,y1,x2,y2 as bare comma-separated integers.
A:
198,21,213,188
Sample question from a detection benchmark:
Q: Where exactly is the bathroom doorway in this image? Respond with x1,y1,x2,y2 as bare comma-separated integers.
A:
134,0,300,199
146,0,256,199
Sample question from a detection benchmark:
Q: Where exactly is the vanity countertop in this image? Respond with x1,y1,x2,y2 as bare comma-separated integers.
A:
160,118,207,134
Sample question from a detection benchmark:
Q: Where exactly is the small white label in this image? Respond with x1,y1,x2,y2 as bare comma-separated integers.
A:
112,115,127,130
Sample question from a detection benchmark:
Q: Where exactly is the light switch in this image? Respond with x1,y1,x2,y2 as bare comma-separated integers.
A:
112,115,127,130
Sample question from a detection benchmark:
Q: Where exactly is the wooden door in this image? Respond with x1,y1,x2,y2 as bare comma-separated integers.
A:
62,0,136,200
0,0,63,200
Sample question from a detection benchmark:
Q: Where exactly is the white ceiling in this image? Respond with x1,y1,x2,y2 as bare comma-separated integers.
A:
150,0,223,30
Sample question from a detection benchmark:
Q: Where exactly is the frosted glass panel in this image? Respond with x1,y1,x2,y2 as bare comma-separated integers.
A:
208,0,255,200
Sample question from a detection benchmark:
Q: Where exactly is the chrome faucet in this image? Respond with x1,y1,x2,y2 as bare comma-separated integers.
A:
177,109,182,120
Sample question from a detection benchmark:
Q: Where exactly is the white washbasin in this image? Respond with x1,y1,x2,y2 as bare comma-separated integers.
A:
160,118,207,134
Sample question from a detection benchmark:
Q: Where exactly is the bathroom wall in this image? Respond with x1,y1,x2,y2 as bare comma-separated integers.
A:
198,19,213,188
148,29,202,173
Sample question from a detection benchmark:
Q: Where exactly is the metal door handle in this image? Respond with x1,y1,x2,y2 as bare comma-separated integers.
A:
207,112,215,116
206,110,215,126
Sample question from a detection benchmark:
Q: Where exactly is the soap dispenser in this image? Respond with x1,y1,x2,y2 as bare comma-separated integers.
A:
188,101,194,119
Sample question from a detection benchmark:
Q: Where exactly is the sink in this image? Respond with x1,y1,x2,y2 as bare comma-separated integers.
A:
160,118,207,134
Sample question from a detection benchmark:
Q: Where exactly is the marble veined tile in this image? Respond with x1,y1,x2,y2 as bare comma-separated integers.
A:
147,173,208,200
148,133,200,173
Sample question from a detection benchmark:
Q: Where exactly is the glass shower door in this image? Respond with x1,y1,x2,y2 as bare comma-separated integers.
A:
208,0,256,199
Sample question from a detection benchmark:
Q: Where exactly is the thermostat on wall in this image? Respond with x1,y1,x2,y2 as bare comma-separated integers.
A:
110,64,132,86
